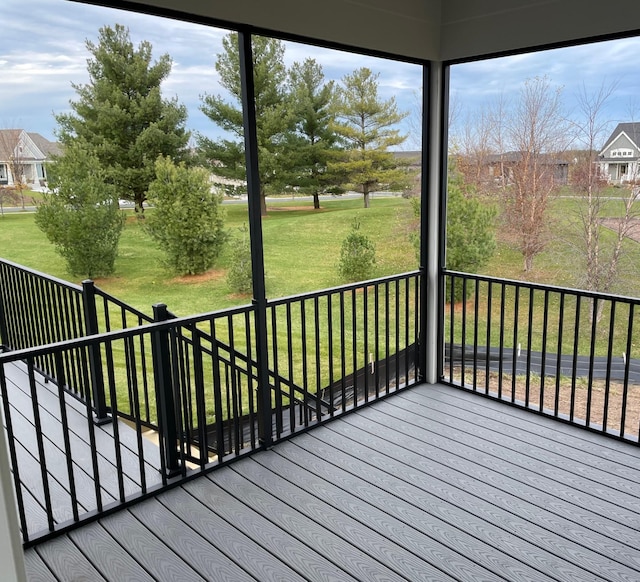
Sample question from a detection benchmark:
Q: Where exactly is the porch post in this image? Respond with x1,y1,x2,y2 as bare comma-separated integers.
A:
0,401,27,582
238,31,272,447
421,60,448,384
82,280,108,423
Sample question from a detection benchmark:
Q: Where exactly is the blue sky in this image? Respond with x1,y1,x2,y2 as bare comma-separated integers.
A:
3,0,640,151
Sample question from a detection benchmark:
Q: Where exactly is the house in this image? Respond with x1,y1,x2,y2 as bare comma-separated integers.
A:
0,130,60,190
485,151,569,185
598,122,640,183
3,2,640,581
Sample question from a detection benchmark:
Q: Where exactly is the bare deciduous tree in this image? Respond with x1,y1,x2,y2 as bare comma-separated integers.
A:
503,76,571,271
0,186,19,216
0,130,27,210
568,82,638,320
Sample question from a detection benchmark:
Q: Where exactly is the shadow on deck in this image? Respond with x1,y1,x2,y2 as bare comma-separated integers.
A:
23,382,640,582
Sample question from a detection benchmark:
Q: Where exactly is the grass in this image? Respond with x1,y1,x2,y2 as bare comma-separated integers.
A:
0,196,417,316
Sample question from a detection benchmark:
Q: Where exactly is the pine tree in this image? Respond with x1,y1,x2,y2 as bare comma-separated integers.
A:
55,24,190,213
332,67,409,208
199,33,292,216
283,58,341,209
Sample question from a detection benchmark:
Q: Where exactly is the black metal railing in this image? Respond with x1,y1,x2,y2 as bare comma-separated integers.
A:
442,270,640,444
0,271,421,545
0,258,157,420
0,258,85,381
267,271,421,438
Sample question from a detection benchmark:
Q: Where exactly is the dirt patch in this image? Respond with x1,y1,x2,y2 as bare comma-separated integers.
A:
448,367,640,437
268,205,319,212
171,269,226,284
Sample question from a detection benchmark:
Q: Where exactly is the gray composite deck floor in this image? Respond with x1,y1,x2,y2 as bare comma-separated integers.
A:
2,361,163,537
22,382,640,582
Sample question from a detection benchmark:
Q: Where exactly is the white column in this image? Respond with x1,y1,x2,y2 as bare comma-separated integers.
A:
424,60,446,384
0,416,27,582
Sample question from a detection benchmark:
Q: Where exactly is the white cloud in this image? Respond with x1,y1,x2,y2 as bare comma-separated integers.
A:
12,0,638,151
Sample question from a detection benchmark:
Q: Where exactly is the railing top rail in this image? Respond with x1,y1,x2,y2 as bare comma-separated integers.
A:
443,269,640,306
0,257,83,293
92,285,154,323
0,302,255,364
267,270,421,307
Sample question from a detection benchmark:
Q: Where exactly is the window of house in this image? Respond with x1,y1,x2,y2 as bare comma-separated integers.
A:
0,164,7,182
612,148,633,157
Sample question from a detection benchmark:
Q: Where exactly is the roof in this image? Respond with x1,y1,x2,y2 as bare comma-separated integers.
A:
0,129,23,160
28,132,62,157
600,122,640,155
106,1,640,63
0,129,60,162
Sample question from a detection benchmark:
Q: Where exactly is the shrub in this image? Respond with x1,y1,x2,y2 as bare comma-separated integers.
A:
410,169,496,301
145,156,227,275
226,225,253,295
35,146,124,278
337,217,376,282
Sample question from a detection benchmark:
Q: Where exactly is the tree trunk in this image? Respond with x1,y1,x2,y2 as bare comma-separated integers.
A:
523,254,533,272
313,192,320,209
363,191,370,209
260,193,267,216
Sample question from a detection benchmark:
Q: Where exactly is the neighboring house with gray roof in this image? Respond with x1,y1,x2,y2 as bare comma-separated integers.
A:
484,151,569,185
598,122,640,183
0,129,61,189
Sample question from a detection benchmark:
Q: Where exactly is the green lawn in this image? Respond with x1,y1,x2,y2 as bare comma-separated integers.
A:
0,196,417,316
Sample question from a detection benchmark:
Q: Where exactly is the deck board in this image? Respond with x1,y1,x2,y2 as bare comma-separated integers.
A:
23,382,640,582
2,360,163,538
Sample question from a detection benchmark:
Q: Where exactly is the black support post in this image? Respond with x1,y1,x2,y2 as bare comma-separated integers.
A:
151,303,181,477
238,31,272,448
82,280,108,423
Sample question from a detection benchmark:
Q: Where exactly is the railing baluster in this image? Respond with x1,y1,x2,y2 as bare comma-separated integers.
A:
461,277,467,388
314,296,322,420
554,291,565,416
270,306,283,438
327,292,335,417
570,294,581,422
539,290,550,412
586,298,599,427
603,300,617,432
485,280,492,395
511,284,520,403
621,303,634,439
472,278,480,390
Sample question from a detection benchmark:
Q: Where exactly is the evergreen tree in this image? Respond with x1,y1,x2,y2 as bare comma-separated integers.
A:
56,24,190,213
283,58,341,209
411,162,496,299
199,33,292,216
338,217,377,282
145,157,227,275
332,67,409,208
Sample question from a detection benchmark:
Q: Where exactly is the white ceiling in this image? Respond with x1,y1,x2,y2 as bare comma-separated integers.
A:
95,0,640,62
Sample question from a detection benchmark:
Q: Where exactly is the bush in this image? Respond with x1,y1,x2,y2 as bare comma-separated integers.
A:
145,156,227,275
35,146,124,278
410,168,496,301
226,225,253,295
337,217,376,282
